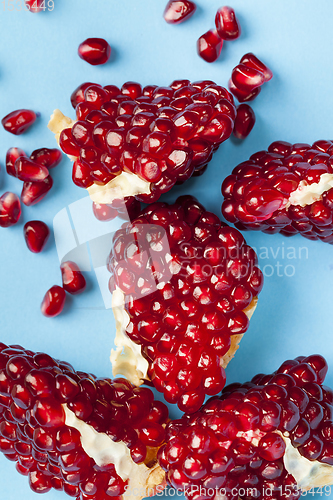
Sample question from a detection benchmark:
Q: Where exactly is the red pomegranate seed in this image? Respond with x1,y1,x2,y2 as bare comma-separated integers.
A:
30,148,62,169
21,176,53,206
92,202,118,221
23,221,50,253
215,6,241,40
233,104,256,139
70,82,95,108
14,158,49,182
1,109,38,135
228,79,261,102
6,147,27,177
197,30,223,63
231,64,265,91
163,0,196,24
78,38,111,66
0,192,21,228
72,159,93,188
41,286,66,318
24,0,45,12
60,261,86,295
240,52,273,82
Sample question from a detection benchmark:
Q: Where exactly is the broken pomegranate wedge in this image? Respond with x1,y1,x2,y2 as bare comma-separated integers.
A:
48,80,235,215
222,140,333,244
107,196,263,414
0,342,168,498
158,354,333,498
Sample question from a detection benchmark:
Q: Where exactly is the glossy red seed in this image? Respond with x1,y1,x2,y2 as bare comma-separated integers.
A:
72,159,93,188
164,0,196,24
6,147,27,177
41,286,66,318
78,38,111,66
1,109,38,135
233,104,255,139
92,202,118,221
70,82,96,108
0,192,21,228
30,148,62,169
215,6,241,40
21,176,53,207
240,53,273,82
60,261,86,295
197,30,223,63
24,221,50,253
228,79,261,102
231,64,265,91
15,158,49,182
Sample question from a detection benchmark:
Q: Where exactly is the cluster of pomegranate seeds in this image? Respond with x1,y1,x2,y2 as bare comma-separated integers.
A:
0,343,168,497
24,221,50,253
2,110,39,135
158,354,333,500
229,53,273,102
78,38,111,66
62,80,235,202
222,140,333,244
233,104,256,140
107,196,263,413
60,262,87,295
164,0,196,24
197,30,223,63
0,193,21,228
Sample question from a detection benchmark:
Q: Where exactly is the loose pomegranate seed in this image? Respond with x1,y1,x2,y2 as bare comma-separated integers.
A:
231,64,265,91
78,38,111,65
228,79,261,102
23,221,50,253
60,261,86,295
14,158,49,182
92,202,118,221
41,286,66,317
0,192,21,228
30,148,62,169
215,6,241,40
6,147,27,177
163,0,196,24
240,52,273,82
197,30,223,63
1,109,38,135
21,176,53,206
233,104,256,139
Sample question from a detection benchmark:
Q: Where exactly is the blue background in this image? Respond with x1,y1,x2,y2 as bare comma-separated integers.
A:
1,0,333,498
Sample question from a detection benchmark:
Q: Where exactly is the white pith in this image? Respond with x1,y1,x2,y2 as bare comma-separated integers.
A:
64,404,165,499
48,109,152,203
110,286,258,385
288,173,333,208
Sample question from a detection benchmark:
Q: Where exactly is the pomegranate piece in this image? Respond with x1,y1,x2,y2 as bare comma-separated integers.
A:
233,104,256,139
0,192,21,228
221,140,333,244
24,221,50,253
41,286,66,317
1,109,38,135
6,147,28,177
60,261,86,295
215,6,241,40
0,342,168,498
21,176,53,206
78,38,111,66
159,354,333,498
108,196,263,414
14,158,49,182
163,0,196,24
30,148,62,169
197,29,223,63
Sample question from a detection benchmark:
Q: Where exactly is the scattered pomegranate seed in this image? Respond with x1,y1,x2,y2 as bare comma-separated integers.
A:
41,286,66,317
240,52,273,82
215,6,241,40
21,176,53,206
197,29,223,63
30,148,62,169
5,147,28,177
233,104,256,139
24,0,45,12
78,38,111,66
1,109,38,135
231,64,265,91
228,78,261,102
92,202,118,221
60,261,86,295
163,0,196,24
0,192,21,228
24,221,50,253
229,54,272,102
14,158,49,182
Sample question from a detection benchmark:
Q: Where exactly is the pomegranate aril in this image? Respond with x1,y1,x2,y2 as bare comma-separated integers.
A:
233,104,255,139
41,286,66,318
60,261,86,295
231,64,266,91
197,30,223,63
6,147,27,177
15,158,49,182
2,109,38,135
240,53,273,82
0,192,21,228
164,0,196,24
24,221,50,253
228,79,261,102
78,38,111,65
215,6,241,40
21,176,53,207
30,148,62,169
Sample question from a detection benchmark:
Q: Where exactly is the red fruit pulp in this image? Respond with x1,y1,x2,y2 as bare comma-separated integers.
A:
60,261,86,295
197,30,223,63
1,110,38,135
78,38,111,66
215,6,241,40
41,286,66,317
164,0,196,24
0,192,21,228
24,221,50,253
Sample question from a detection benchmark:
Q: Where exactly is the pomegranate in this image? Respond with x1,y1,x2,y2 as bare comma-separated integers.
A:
48,80,235,217
158,354,333,498
0,342,168,498
0,192,21,228
197,30,223,63
60,261,86,295
233,104,256,139
2,109,38,135
215,6,241,40
107,196,263,414
164,0,197,24
41,286,66,317
221,140,333,244
78,38,111,66
24,221,50,253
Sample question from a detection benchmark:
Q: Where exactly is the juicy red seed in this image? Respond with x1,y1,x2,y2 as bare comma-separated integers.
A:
215,6,241,40
6,147,28,177
15,158,49,182
258,433,286,461
24,221,50,253
72,159,93,188
0,192,21,228
41,286,66,318
78,38,111,65
231,64,266,91
240,53,273,82
93,202,118,222
71,82,96,108
233,104,256,139
60,261,86,295
30,148,62,169
21,176,53,207
2,109,38,135
197,30,223,63
228,79,261,102
163,0,196,24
